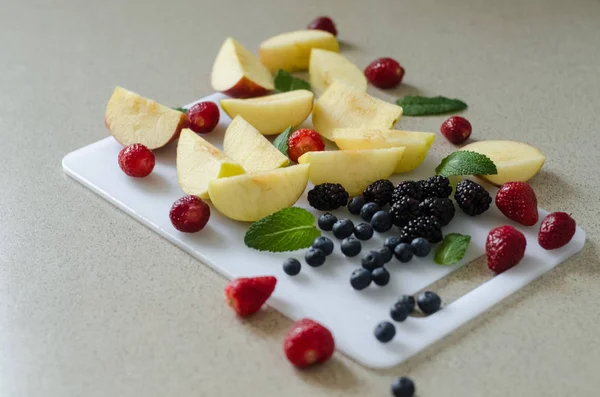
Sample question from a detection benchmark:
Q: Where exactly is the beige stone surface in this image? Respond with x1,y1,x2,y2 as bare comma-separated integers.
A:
1,0,599,396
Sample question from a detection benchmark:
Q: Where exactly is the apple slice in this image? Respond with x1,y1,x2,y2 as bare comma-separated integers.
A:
105,86,188,149
297,148,405,195
223,116,289,172
220,90,314,135
208,165,310,222
332,128,436,173
460,140,546,185
259,30,339,72
176,129,245,199
309,49,367,96
211,38,274,98
312,81,403,141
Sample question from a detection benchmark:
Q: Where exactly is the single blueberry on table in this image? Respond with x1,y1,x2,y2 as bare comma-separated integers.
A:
371,210,393,232
361,250,383,271
305,248,326,267
354,222,374,241
332,218,355,239
341,237,362,257
372,267,390,286
350,268,372,290
410,237,430,257
348,196,367,215
390,303,409,322
377,246,393,263
394,243,414,263
384,236,402,251
318,212,337,231
391,376,416,397
374,321,396,343
417,291,442,314
312,236,334,256
283,258,301,276
360,202,381,222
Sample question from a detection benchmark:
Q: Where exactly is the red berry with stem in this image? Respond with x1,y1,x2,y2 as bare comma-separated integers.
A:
287,128,325,163
225,276,277,317
284,318,335,368
538,212,577,250
441,116,472,144
118,143,155,177
186,101,220,134
307,16,337,36
169,195,210,233
364,58,405,89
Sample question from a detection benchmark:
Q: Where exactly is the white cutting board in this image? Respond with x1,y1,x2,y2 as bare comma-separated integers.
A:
62,93,586,369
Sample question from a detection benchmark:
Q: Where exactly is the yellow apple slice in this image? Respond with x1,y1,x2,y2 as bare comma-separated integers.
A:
223,116,289,172
309,49,367,96
298,148,405,195
259,30,339,72
312,81,403,141
460,140,546,185
208,165,310,222
105,86,188,150
220,90,314,135
333,128,436,173
211,38,274,98
176,129,245,199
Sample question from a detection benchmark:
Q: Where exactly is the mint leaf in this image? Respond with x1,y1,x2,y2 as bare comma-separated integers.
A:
396,96,467,116
274,69,311,92
173,106,187,113
435,150,497,177
434,233,471,265
272,126,294,157
244,207,320,252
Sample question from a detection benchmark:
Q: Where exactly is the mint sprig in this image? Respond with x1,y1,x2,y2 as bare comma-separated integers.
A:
272,126,294,157
396,96,467,116
435,151,497,177
274,69,311,92
434,233,471,265
244,207,320,252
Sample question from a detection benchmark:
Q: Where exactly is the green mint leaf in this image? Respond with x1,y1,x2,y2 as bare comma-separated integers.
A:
272,126,294,157
244,207,320,252
172,106,187,113
274,69,311,92
434,233,471,265
435,151,497,177
396,96,467,116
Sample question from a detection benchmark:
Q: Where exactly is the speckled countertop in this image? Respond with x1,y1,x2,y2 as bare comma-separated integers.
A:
1,0,599,396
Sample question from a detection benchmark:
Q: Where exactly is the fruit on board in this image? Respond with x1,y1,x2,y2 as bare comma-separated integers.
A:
486,225,527,273
208,164,310,222
287,128,325,163
220,90,313,135
169,195,211,233
105,86,188,150
225,276,277,316
176,129,245,199
259,30,339,72
312,82,403,141
118,143,155,177
223,116,289,172
364,57,405,89
297,147,404,195
460,140,546,185
538,212,577,250
186,101,220,134
495,181,539,226
211,37,274,98
307,16,338,36
283,318,335,368
309,49,367,95
332,128,435,173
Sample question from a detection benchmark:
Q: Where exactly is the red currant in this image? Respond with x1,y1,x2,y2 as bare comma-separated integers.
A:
117,143,155,177
364,58,405,89
440,116,472,144
169,195,211,233
307,16,338,37
186,101,220,134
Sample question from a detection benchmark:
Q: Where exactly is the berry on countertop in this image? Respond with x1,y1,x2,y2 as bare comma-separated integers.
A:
417,291,442,315
403,216,443,243
341,237,362,257
392,180,424,202
538,212,577,250
419,197,455,226
169,195,211,233
307,16,338,36
371,210,393,232
377,246,393,263
332,218,355,239
495,181,539,226
318,212,337,231
186,101,220,134
410,237,431,257
361,250,383,271
420,175,452,199
284,318,335,368
396,295,416,313
394,243,414,263
363,179,395,206
486,225,527,273
374,321,396,343
354,222,374,241
312,236,334,255
384,236,402,251
287,128,325,163
391,376,416,397
225,276,277,317
398,228,418,244
360,202,381,222
372,267,390,286
283,258,301,276
454,179,492,216
390,196,422,227
305,248,326,267
441,116,472,145
350,268,372,290
390,303,409,322
364,58,405,89
308,183,349,211
348,196,367,215
118,143,155,177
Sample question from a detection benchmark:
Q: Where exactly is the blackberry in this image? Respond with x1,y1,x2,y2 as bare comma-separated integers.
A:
454,179,492,216
398,228,419,244
389,196,422,227
420,176,452,199
307,183,349,211
402,216,443,243
392,180,423,202
363,179,394,206
419,197,455,226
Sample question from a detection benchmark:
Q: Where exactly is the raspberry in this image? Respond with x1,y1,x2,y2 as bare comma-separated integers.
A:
486,225,526,273
495,182,539,226
186,101,220,134
225,276,277,317
363,179,394,206
538,212,577,250
118,143,155,177
440,116,472,144
169,195,210,233
307,16,337,36
284,318,335,368
364,58,405,89
287,128,325,163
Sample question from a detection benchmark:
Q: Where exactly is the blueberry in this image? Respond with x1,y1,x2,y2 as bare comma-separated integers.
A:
360,202,380,221
332,218,354,239
354,222,374,241
377,246,393,263
350,268,372,290
348,196,367,215
410,237,430,257
371,210,393,232
384,236,402,251
312,236,334,256
341,237,362,257
318,213,337,231
305,248,326,267
394,243,414,263
374,321,396,343
390,303,409,322
372,267,390,286
417,291,442,314
391,376,416,397
361,250,383,271
283,258,301,276
396,295,416,313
